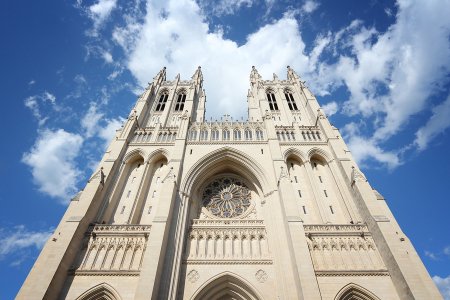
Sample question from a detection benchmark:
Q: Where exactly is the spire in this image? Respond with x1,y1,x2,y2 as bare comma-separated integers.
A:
250,66,261,85
191,66,203,85
287,65,300,81
153,66,166,83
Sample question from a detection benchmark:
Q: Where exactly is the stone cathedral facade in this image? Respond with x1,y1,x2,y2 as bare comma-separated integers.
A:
18,66,441,300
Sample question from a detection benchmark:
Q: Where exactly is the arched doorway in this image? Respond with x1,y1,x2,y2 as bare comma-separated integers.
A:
334,283,380,300
192,273,262,300
75,282,122,300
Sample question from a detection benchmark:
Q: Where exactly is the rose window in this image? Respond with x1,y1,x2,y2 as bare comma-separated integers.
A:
202,177,251,218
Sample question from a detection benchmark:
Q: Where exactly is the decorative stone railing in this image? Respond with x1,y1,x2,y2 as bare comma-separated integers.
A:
304,224,388,275
187,121,266,143
130,128,177,144
71,224,151,276
303,224,370,235
191,219,265,228
185,219,271,264
276,125,324,143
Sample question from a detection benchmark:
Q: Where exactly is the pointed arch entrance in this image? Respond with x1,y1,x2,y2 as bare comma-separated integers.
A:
75,282,122,300
191,272,262,300
334,283,380,300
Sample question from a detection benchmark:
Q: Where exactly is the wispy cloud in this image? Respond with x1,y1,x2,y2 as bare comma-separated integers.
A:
87,0,118,36
433,275,450,300
424,245,450,261
24,91,58,126
414,94,450,151
0,225,52,266
81,103,104,138
301,0,320,14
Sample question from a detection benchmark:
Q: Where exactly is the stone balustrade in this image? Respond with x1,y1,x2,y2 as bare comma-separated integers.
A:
71,224,151,276
185,219,271,264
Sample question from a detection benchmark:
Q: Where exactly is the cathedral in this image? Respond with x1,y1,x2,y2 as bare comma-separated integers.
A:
18,66,442,299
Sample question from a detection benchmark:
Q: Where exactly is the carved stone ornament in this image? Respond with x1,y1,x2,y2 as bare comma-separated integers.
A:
181,110,189,119
255,269,268,283
187,269,199,283
279,166,290,182
264,110,272,120
202,177,251,218
351,167,367,185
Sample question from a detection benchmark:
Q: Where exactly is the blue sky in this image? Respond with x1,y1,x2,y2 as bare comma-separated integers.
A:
1,0,450,298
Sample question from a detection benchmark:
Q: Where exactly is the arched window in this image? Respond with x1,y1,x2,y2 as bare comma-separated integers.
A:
285,90,298,110
244,129,252,140
223,129,230,140
175,90,186,111
200,129,208,141
211,129,219,140
233,129,241,140
189,129,197,141
266,90,279,111
256,128,264,140
156,90,168,111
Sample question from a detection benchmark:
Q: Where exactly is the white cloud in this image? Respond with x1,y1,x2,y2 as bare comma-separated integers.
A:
22,129,84,201
0,225,52,263
355,2,450,138
28,79,36,85
433,275,450,300
98,117,125,148
308,0,450,166
87,0,118,36
102,50,113,64
81,103,104,138
347,135,400,169
302,0,319,14
199,0,254,16
342,122,400,169
322,101,338,117
43,91,56,104
114,0,314,119
414,94,450,151
97,0,450,168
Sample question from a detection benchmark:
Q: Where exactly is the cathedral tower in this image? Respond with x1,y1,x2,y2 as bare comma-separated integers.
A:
18,67,442,299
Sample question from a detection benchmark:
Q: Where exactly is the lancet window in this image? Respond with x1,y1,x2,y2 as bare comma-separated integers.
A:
156,90,169,111
244,129,252,140
175,90,186,111
233,129,241,140
189,129,197,140
266,90,279,111
200,129,208,141
211,129,219,140
256,128,264,140
285,90,298,111
223,129,230,140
